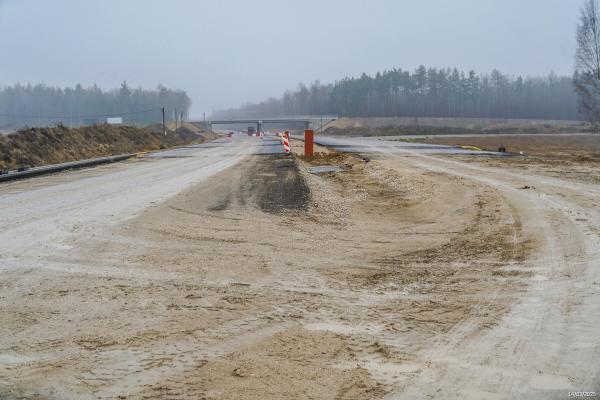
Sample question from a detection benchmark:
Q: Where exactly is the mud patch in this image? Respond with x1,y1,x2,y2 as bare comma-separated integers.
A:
149,155,310,216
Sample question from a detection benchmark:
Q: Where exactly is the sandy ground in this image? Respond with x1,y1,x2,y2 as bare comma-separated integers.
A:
1,135,599,399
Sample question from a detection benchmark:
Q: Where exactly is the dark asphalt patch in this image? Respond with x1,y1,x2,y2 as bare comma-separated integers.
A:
241,155,310,213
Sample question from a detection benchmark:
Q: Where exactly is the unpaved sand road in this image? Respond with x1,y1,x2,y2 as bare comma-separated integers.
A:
315,136,600,398
1,135,598,399
383,158,600,399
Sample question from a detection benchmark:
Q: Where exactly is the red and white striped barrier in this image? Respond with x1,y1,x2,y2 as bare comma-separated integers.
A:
281,132,291,153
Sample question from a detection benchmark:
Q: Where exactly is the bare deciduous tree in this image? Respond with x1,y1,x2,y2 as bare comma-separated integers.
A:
575,0,600,123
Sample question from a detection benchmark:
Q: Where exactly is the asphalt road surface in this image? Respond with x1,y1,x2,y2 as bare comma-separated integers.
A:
313,135,503,155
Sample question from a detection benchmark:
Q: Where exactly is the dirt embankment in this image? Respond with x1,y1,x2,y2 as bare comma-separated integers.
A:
0,123,215,171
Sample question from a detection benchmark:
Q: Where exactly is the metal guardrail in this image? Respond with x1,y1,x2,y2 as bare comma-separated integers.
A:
0,153,136,183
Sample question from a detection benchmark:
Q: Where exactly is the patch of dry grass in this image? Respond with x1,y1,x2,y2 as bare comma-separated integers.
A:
421,134,600,159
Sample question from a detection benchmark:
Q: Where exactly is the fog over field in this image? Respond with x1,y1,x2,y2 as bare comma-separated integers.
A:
0,0,581,116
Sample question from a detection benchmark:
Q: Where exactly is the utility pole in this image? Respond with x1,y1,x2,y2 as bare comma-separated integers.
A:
174,108,178,131
320,114,323,133
162,107,166,135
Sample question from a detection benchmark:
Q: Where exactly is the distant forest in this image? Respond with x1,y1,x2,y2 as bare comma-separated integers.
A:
0,82,191,128
214,67,580,121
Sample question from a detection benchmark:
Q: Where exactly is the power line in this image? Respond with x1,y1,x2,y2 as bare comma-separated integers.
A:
0,108,161,120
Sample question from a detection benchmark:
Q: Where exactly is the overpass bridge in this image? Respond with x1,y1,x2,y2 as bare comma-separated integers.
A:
191,116,338,133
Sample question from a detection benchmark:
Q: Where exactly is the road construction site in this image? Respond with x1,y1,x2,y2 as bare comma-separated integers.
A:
1,132,599,399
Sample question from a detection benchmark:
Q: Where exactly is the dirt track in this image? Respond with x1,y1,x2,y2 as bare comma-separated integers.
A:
1,136,598,399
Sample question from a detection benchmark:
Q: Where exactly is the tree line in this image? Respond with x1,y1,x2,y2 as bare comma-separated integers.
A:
0,82,191,128
213,68,580,121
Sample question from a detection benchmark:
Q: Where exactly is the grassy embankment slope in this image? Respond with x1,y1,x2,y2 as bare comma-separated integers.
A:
324,117,589,136
0,123,215,171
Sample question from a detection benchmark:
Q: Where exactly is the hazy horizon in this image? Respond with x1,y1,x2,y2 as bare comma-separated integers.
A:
0,0,582,117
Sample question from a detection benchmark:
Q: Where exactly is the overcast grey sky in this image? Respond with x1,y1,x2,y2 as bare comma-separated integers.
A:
0,0,581,117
